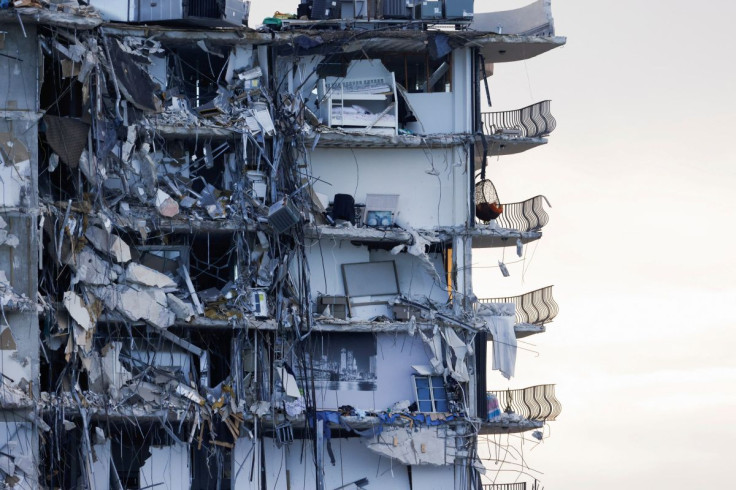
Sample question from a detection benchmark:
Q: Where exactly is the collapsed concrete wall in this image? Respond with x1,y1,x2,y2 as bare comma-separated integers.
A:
0,1,562,488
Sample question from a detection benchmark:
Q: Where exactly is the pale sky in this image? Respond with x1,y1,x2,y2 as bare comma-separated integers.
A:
250,1,736,488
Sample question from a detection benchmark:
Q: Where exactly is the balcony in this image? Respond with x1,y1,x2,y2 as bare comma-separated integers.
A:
481,384,561,434
473,179,551,247
479,286,558,337
470,0,566,63
491,384,561,421
483,484,527,490
494,195,550,232
477,101,556,159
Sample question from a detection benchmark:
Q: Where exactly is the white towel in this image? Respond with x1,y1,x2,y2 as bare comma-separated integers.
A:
480,310,517,380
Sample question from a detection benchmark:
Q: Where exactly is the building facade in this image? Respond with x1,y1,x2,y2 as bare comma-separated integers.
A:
0,1,563,488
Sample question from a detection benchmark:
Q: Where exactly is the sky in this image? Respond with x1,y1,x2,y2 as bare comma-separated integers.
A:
249,1,736,488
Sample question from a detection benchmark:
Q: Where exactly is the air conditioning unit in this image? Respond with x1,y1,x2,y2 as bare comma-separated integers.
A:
382,0,412,19
444,0,473,20
250,290,268,318
415,0,442,20
89,0,250,26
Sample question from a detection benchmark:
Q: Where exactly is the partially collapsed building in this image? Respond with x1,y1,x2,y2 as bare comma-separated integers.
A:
0,1,564,488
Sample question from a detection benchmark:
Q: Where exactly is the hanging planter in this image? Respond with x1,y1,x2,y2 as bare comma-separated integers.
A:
475,179,503,222
476,201,503,221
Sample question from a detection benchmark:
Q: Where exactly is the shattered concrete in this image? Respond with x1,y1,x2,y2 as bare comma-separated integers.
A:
0,1,564,488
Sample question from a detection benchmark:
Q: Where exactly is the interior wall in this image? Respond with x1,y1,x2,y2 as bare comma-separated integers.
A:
310,147,467,229
258,437,414,490
370,249,449,304
411,464,456,490
311,332,432,411
139,443,190,490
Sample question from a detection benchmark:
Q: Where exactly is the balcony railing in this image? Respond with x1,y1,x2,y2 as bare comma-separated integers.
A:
488,385,561,422
481,101,556,139
479,286,558,326
483,484,527,490
494,195,549,232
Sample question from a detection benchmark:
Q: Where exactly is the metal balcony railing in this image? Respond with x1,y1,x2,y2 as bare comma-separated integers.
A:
488,385,561,422
494,195,549,232
483,484,527,490
479,286,558,326
481,101,556,139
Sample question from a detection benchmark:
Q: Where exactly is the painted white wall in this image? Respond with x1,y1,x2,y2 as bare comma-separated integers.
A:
406,92,455,134
139,443,190,490
0,122,34,209
306,239,369,299
232,437,292,490
0,325,32,385
232,437,259,490
370,249,449,304
92,439,111,490
309,147,467,229
452,48,473,134
312,332,433,411
0,25,38,112
411,465,456,490
282,437,411,490
306,241,449,308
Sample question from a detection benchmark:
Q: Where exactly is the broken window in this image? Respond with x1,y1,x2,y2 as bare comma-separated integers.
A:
413,375,449,412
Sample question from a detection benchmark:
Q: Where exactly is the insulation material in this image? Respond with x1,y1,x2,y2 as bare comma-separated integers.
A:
42,116,89,168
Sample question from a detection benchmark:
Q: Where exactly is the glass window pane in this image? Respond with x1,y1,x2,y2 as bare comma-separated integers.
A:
418,401,433,412
417,388,431,399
